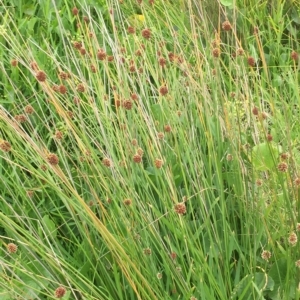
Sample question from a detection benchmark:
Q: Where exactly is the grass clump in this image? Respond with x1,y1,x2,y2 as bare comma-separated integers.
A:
0,0,300,299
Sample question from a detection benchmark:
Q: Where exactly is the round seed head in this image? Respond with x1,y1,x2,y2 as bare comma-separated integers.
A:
54,286,66,298
7,243,18,253
141,28,151,39
58,84,67,94
0,140,11,152
36,70,47,82
247,56,256,67
127,26,135,34
174,202,186,215
159,85,168,96
133,153,142,163
154,158,163,168
291,51,299,61
102,157,112,167
222,20,232,31
11,59,18,67
72,7,79,15
24,105,34,114
47,153,59,166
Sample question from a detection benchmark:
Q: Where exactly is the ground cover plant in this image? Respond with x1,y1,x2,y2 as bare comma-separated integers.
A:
0,0,300,299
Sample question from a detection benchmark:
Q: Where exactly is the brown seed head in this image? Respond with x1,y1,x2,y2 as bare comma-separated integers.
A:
97,49,106,60
222,20,232,31
212,48,221,58
115,99,121,108
72,7,79,15
36,70,47,82
133,153,142,163
154,158,163,169
141,28,151,39
79,48,86,55
129,64,136,73
295,260,300,268
159,85,168,96
288,232,297,246
102,157,112,167
237,48,244,56
261,250,271,261
27,190,34,198
123,199,132,206
24,105,34,115
59,71,68,80
252,106,259,115
247,56,256,67
131,93,138,101
76,83,85,93
11,59,18,67
55,130,63,140
122,100,133,110
58,84,67,94
266,134,273,142
174,202,186,215
47,153,59,166
7,243,18,254
157,132,164,140
170,252,177,260
164,124,171,132
291,51,299,61
107,55,114,62
278,162,288,172
83,16,89,23
127,26,135,34
66,111,74,119
131,139,138,146
256,179,263,186
73,41,82,49
168,52,175,62
280,153,289,160
52,85,59,92
90,64,97,73
55,286,66,298
73,97,80,105
15,114,27,123
135,49,142,56
0,140,11,152
137,148,144,156
158,57,166,67
294,178,300,187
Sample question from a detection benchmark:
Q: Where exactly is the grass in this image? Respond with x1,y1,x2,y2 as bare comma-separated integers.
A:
0,0,300,299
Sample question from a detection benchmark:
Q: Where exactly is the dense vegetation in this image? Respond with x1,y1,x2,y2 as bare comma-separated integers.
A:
1,0,300,299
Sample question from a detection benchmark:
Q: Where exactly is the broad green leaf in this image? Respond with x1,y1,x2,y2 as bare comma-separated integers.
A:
42,215,57,239
220,0,233,7
254,272,274,291
252,142,279,171
268,258,288,287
